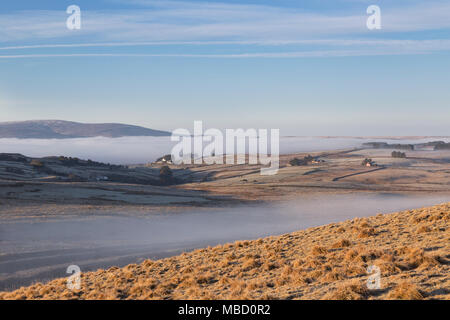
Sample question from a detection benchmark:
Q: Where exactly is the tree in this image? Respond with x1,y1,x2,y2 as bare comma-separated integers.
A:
391,151,406,158
159,165,173,184
289,155,315,166
434,143,450,150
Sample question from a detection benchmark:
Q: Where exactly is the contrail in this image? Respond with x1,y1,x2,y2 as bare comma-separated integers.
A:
1,39,450,51
0,50,432,59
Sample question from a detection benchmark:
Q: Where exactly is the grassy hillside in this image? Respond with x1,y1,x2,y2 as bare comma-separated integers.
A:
1,203,449,300
0,120,170,139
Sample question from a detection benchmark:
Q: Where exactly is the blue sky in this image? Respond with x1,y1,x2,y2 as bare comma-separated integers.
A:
0,0,449,135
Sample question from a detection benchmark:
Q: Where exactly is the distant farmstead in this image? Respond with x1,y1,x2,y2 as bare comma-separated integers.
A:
289,155,324,166
361,158,377,167
154,154,173,164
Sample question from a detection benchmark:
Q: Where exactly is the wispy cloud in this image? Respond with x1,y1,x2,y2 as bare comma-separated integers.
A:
0,1,450,57
1,39,450,59
0,48,440,59
2,39,450,50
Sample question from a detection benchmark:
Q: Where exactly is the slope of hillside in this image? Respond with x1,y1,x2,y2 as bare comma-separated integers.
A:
0,120,170,138
1,203,448,300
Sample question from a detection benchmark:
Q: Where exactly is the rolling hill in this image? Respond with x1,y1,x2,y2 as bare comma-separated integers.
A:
0,120,170,139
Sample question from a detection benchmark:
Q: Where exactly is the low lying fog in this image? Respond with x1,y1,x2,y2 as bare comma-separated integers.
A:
2,193,449,290
0,136,448,164
1,193,449,290
4,194,448,253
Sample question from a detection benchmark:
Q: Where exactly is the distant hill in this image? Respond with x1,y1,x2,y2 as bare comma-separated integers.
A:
0,120,171,139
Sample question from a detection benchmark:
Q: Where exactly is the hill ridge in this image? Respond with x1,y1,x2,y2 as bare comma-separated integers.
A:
0,120,170,139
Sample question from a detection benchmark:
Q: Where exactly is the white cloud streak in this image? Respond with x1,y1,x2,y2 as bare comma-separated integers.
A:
1,1,450,41
0,1,449,57
1,39,450,50
1,39,450,59
0,50,434,59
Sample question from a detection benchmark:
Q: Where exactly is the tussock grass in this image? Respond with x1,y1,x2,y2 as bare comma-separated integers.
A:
331,239,352,248
323,281,369,300
387,282,424,300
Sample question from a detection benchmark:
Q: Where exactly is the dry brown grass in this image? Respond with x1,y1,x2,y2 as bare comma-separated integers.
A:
323,281,369,300
387,282,424,300
357,227,378,238
1,203,449,300
332,239,352,248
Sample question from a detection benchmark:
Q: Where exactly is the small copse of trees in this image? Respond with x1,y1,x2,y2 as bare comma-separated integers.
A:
159,165,174,185
434,142,450,150
289,155,315,166
392,151,406,158
57,156,124,169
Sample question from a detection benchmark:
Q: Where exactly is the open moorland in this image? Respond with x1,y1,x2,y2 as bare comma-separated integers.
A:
1,202,448,300
1,147,449,220
0,144,449,295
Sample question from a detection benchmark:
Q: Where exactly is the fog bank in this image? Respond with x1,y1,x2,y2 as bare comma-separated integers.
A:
0,136,448,164
1,193,449,290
